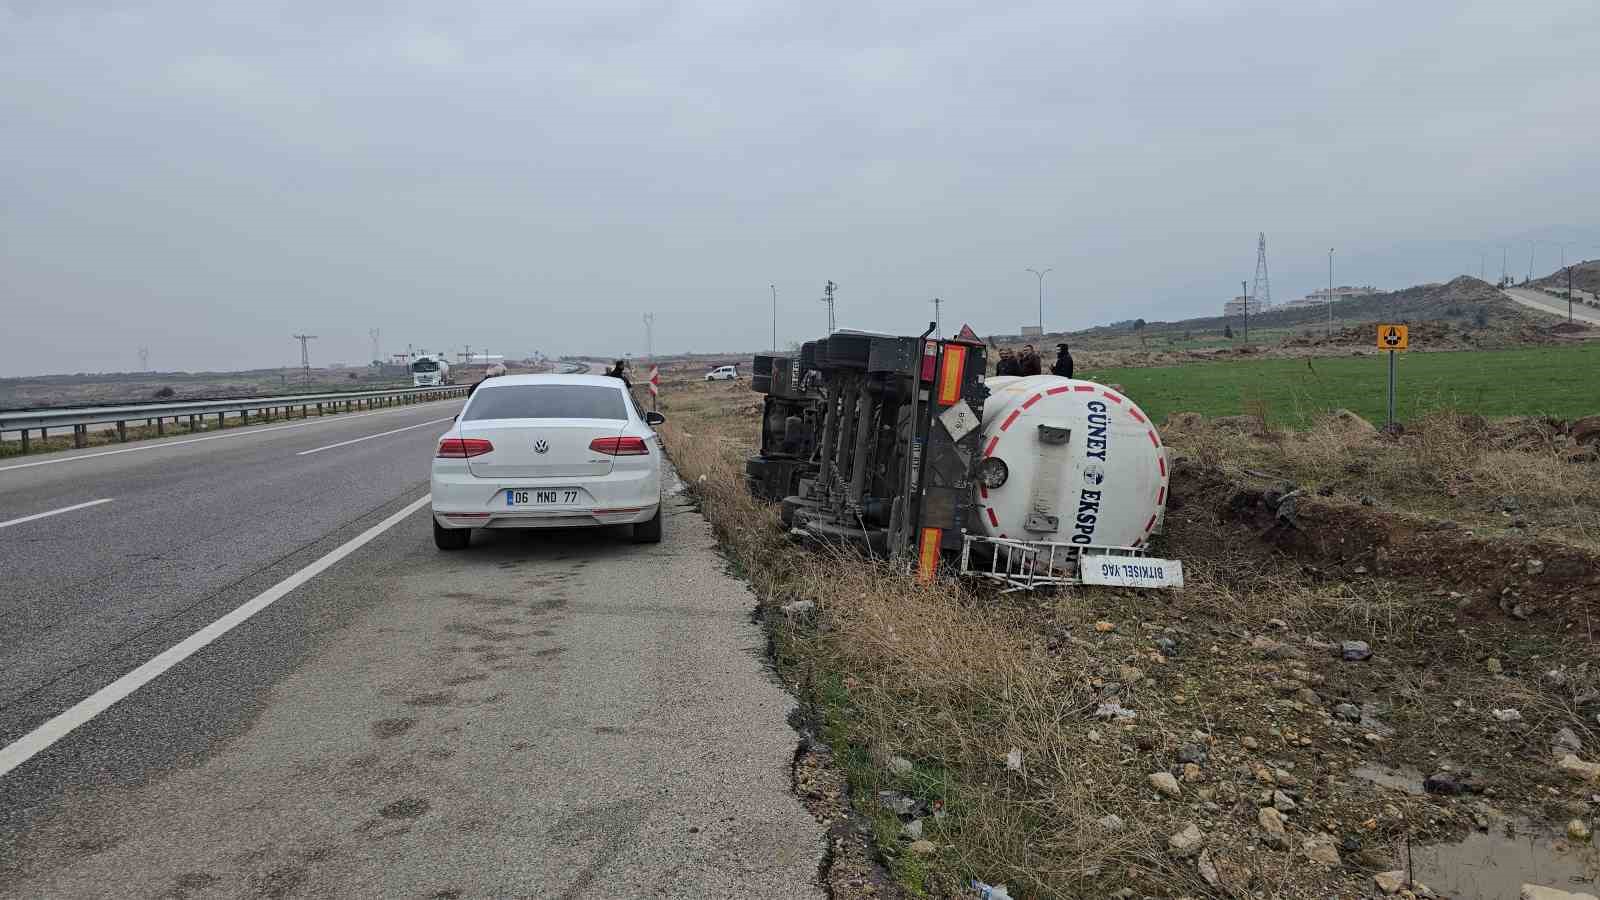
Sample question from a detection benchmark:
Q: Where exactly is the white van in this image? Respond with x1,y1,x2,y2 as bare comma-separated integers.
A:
704,365,740,381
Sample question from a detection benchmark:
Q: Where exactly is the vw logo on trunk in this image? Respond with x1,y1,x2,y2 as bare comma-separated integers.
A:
533,439,549,454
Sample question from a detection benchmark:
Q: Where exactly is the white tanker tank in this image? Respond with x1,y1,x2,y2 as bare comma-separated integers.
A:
971,375,1169,549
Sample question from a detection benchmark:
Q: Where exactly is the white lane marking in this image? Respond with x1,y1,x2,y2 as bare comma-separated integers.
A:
0,498,115,530
295,416,457,456
0,401,461,474
0,494,432,779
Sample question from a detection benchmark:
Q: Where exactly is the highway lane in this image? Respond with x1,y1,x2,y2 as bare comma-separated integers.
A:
0,396,824,895
0,399,464,776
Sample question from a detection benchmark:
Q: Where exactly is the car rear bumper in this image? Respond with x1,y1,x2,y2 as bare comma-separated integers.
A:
430,466,660,530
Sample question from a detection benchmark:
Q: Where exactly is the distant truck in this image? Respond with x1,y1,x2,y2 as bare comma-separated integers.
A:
411,355,452,387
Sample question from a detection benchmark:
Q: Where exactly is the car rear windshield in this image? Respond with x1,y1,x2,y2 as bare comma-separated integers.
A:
463,384,628,421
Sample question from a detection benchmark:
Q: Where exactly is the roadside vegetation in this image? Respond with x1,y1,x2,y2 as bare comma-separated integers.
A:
1080,342,1600,428
656,368,1600,899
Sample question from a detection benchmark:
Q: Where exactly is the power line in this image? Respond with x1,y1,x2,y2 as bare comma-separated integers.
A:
821,281,837,334
1252,232,1272,309
292,333,317,383
930,296,943,337
369,328,381,364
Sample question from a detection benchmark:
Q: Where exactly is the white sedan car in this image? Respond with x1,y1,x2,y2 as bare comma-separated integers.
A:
431,374,665,549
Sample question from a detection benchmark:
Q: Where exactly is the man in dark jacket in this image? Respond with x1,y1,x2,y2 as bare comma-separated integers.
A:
1019,344,1042,376
994,347,1022,376
1051,343,1074,379
607,359,631,388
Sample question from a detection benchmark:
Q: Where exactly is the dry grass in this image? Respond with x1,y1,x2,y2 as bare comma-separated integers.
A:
1165,408,1600,550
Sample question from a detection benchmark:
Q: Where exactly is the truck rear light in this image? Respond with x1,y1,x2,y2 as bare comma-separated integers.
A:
589,436,649,456
437,437,494,458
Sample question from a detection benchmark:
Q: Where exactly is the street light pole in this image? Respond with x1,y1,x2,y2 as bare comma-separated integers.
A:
1026,267,1053,334
1241,280,1250,344
1327,248,1334,337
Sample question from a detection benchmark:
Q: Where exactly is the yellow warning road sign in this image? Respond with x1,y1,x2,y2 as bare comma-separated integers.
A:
1377,324,1409,350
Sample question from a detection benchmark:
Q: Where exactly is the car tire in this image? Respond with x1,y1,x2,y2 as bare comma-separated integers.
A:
632,504,663,543
433,519,470,550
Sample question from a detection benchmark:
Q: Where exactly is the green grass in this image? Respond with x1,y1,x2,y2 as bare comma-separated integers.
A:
1080,342,1600,427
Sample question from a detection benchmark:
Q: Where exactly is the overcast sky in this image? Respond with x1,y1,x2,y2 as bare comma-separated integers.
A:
3,0,1598,375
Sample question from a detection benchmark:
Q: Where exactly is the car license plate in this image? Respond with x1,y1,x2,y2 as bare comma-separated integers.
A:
1079,556,1184,589
505,489,580,507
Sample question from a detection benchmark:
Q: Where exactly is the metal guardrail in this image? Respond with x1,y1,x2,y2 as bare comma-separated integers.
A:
0,384,469,454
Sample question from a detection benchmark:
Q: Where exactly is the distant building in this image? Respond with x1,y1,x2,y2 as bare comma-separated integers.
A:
1280,295,1324,310
1223,295,1273,317
1305,286,1379,304
1020,325,1043,337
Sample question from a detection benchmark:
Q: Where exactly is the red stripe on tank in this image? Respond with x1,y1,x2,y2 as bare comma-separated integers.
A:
984,436,998,458
1047,386,1073,395
1001,410,1021,431
1021,394,1042,409
987,507,999,527
1128,407,1145,423
1147,430,1160,448
1102,391,1123,404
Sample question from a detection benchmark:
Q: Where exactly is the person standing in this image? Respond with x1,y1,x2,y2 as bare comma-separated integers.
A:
995,347,1022,376
607,359,631,388
1019,344,1042,376
1051,343,1074,379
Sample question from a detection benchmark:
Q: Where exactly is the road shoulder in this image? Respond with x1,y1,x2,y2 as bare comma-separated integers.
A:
1,474,825,899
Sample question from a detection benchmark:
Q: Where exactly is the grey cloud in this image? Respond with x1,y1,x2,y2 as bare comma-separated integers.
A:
2,0,1597,375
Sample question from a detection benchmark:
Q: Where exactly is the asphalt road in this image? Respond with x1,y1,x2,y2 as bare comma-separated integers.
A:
0,399,822,897
1503,287,1600,327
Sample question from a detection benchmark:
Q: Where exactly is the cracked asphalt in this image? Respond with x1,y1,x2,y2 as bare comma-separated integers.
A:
0,404,823,898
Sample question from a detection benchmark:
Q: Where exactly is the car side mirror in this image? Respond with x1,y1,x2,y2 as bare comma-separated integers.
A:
645,411,666,426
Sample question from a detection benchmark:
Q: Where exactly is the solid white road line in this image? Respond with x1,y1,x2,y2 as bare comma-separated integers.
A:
0,401,460,474
295,416,456,456
0,493,432,779
0,498,114,530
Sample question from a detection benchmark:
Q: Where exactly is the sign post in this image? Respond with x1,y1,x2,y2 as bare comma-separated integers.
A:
647,365,660,411
1376,324,1409,429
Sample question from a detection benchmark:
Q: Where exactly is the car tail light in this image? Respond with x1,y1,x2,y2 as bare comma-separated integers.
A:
589,436,649,456
437,437,494,458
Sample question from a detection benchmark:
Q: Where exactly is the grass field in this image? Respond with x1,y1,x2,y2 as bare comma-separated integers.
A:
1081,341,1600,426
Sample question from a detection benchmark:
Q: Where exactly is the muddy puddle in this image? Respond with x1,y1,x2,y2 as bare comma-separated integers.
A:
1405,821,1598,899
1353,764,1600,898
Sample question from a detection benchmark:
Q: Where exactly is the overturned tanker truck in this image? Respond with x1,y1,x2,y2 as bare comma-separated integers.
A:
744,325,1182,590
